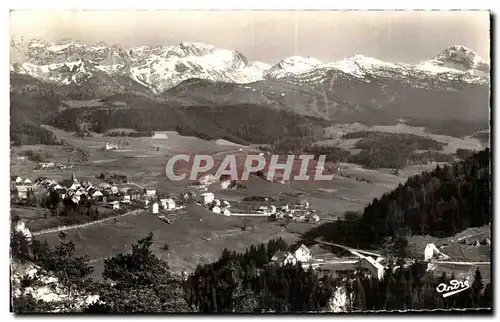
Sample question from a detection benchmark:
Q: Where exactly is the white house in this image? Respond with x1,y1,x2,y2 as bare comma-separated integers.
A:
357,256,385,280
310,214,320,223
213,199,221,207
271,251,297,266
92,190,104,200
23,178,32,185
121,195,131,204
160,198,175,210
15,186,29,200
281,204,289,212
110,186,119,195
39,162,55,169
212,205,221,214
69,182,81,192
105,142,118,151
222,200,231,208
200,192,215,205
110,201,120,210
144,199,150,207
146,189,156,198
165,198,176,210
294,244,313,263
223,209,231,216
152,202,159,214
14,176,23,184
72,194,81,205
220,180,231,190
424,243,448,261
14,220,32,244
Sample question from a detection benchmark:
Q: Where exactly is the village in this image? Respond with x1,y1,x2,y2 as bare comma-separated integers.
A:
10,167,323,229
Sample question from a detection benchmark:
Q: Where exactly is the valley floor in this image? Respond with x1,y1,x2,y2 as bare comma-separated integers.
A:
10,125,490,278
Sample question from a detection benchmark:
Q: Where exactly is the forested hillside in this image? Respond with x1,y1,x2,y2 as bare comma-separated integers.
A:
10,81,61,145
184,238,336,312
49,103,327,145
302,148,491,248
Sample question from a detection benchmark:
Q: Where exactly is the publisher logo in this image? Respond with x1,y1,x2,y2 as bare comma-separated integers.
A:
436,278,470,298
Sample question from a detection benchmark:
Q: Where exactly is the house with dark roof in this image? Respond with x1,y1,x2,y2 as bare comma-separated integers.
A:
271,251,297,266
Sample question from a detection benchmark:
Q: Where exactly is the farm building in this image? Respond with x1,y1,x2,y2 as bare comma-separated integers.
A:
200,192,215,205
271,251,297,267
152,202,159,214
71,194,81,205
357,256,385,280
91,190,104,201
293,244,313,263
122,195,131,204
146,189,157,198
160,198,176,210
223,209,231,216
212,206,221,214
12,218,32,244
39,162,55,169
220,180,231,189
13,185,29,200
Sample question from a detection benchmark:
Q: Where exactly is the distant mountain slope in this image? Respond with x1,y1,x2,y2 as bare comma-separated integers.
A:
162,65,489,124
48,93,328,146
301,148,491,248
10,39,490,131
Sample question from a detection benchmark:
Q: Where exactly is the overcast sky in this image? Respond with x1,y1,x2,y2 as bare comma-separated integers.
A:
10,10,490,64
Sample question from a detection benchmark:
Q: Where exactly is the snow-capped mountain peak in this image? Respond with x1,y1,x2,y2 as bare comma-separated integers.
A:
10,39,271,91
434,45,488,67
10,39,489,92
415,45,490,76
265,56,322,79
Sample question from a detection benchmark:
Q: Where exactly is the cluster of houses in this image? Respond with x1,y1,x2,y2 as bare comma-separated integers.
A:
267,200,320,223
34,161,73,171
10,176,34,200
199,192,232,216
10,173,158,211
271,244,315,267
272,244,386,281
148,196,182,215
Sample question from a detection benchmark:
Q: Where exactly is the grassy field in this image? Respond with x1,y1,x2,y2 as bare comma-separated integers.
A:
319,123,487,154
13,124,488,278
37,204,299,279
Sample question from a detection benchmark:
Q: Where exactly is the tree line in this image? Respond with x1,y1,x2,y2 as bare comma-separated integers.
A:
49,103,327,147
184,237,336,312
301,148,491,249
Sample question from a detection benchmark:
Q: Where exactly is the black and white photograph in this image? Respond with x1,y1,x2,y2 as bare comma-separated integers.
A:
8,9,492,314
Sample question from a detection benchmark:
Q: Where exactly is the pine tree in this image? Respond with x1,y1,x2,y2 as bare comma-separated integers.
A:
471,268,484,307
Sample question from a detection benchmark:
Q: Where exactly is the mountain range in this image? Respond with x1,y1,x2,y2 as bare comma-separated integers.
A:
10,39,491,145
11,39,489,92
